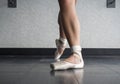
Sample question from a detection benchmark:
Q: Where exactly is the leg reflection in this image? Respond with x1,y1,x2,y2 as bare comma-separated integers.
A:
50,69,84,84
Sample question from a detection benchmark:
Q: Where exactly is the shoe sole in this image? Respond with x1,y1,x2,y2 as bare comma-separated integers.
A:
50,62,84,70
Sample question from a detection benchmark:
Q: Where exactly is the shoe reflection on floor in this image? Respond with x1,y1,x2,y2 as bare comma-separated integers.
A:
50,69,84,84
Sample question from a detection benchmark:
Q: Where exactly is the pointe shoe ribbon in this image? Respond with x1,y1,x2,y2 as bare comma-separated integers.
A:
71,46,84,65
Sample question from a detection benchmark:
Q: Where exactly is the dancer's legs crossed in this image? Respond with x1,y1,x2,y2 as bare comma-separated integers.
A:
56,0,77,57
58,0,83,64
50,0,84,70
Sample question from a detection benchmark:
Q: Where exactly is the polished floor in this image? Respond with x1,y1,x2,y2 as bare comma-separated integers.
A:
0,56,120,84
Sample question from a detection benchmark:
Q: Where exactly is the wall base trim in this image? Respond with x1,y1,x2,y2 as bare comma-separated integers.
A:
0,48,120,58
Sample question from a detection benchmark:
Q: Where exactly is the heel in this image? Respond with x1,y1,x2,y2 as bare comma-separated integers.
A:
71,46,84,68
74,61,84,69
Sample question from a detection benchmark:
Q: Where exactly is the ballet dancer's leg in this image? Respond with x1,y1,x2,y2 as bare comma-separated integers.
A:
50,0,84,70
54,11,67,60
58,0,77,40
58,0,83,64
55,0,77,60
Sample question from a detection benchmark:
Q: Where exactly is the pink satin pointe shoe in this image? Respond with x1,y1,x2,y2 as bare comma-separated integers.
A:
51,46,84,70
54,39,67,61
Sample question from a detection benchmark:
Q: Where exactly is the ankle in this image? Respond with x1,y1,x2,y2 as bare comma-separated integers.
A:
71,45,82,59
71,45,82,52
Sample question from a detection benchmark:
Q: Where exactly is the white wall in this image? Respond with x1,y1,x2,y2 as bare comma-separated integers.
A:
0,0,120,48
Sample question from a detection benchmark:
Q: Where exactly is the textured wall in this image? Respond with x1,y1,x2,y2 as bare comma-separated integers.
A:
0,0,120,48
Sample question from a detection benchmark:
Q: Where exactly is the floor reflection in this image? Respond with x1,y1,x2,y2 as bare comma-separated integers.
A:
50,69,84,84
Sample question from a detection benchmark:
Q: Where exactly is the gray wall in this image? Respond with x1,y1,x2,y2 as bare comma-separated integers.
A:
0,0,120,48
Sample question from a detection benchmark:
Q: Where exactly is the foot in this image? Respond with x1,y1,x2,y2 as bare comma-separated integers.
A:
50,52,84,70
55,39,66,61
64,53,83,64
51,45,84,70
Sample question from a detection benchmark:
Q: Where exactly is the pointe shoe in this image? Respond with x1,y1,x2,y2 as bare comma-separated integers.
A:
51,46,84,70
50,59,84,70
54,39,66,61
